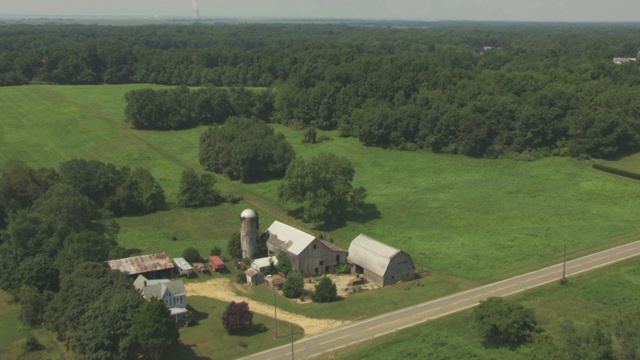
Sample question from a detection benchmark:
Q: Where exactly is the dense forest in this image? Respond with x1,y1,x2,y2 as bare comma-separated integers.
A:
2,23,640,159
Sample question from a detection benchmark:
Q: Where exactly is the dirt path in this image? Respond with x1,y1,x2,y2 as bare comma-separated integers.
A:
185,279,347,336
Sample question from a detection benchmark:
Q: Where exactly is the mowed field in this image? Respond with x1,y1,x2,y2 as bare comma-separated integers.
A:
1,84,640,287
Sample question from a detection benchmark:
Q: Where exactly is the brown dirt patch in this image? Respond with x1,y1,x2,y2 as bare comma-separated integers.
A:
185,278,347,336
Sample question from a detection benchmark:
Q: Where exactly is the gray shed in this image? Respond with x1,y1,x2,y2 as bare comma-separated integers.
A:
347,234,416,287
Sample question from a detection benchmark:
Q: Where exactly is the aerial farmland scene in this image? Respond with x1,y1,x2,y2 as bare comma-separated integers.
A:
1,1,640,359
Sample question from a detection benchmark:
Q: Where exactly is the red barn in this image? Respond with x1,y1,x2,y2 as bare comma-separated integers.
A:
209,256,225,272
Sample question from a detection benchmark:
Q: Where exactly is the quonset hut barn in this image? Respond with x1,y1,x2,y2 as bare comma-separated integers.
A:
347,234,416,287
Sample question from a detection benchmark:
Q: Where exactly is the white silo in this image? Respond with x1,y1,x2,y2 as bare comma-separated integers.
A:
240,209,258,260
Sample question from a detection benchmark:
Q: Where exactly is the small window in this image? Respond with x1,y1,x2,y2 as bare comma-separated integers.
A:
319,260,324,265
313,244,317,249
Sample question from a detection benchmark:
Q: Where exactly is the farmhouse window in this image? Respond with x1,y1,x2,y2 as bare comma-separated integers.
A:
319,261,324,265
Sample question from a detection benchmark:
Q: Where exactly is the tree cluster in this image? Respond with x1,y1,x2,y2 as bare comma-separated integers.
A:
2,24,640,158
282,271,304,299
0,160,178,359
177,169,222,208
278,153,366,224
473,297,537,347
124,86,274,130
199,117,295,183
58,159,166,216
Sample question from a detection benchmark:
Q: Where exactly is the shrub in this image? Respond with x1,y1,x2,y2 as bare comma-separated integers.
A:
25,333,43,352
210,246,222,257
283,272,304,299
336,263,350,275
182,247,201,263
254,323,268,333
236,273,247,284
311,276,338,303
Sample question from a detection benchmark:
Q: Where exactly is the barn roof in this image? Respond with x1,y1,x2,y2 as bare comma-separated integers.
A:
347,234,401,277
266,221,316,255
106,252,174,275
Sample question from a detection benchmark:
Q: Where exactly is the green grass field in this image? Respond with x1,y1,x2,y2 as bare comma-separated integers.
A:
602,152,640,174
169,296,303,360
320,256,640,359
2,84,640,285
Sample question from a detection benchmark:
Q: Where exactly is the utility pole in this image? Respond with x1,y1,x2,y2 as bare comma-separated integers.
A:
291,323,294,360
274,288,278,338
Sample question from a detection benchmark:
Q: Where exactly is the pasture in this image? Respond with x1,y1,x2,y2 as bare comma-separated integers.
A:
1,84,640,286
321,256,640,359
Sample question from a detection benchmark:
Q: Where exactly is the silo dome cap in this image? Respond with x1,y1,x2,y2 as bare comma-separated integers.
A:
241,209,258,219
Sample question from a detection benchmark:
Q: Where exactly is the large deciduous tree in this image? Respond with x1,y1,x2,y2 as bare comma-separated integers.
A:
127,299,179,360
277,153,367,224
473,297,536,347
221,301,253,335
199,117,295,183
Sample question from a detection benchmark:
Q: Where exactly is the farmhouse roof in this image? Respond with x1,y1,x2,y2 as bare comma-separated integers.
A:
106,252,174,275
266,221,316,255
173,257,192,271
133,274,170,291
141,279,187,301
348,234,401,277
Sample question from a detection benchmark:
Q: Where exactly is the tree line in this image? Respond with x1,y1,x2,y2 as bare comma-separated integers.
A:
4,23,640,158
124,86,274,130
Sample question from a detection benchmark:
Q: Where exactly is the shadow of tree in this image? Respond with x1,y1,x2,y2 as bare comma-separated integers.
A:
167,342,211,360
186,304,209,323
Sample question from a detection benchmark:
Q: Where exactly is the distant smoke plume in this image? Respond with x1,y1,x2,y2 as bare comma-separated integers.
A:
191,0,200,18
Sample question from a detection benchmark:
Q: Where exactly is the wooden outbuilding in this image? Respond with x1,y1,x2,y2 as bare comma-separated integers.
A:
245,268,264,286
265,221,347,277
347,234,416,287
209,256,225,272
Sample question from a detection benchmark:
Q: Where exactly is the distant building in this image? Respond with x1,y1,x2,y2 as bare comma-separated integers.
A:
265,221,347,277
613,57,637,65
251,256,278,272
347,234,416,287
133,275,188,322
106,252,174,278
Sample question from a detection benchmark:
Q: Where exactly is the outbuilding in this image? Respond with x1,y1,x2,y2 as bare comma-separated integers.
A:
173,257,193,277
209,256,225,272
347,234,416,287
245,268,264,286
106,252,175,279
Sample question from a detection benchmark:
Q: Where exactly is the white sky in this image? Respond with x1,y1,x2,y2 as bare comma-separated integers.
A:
2,0,640,22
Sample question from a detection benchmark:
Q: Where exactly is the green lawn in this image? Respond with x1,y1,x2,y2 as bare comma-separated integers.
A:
321,256,640,359
602,152,640,174
2,84,640,285
169,296,303,360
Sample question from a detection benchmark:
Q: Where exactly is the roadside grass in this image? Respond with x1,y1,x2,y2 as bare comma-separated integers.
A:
170,296,303,360
320,257,640,360
2,84,640,285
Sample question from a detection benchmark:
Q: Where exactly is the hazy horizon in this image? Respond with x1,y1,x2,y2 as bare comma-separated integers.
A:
2,0,640,23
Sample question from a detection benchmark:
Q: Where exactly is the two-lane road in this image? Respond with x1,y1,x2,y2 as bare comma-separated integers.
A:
242,240,640,360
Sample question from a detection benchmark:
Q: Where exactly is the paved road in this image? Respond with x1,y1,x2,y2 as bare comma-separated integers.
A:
241,240,640,360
